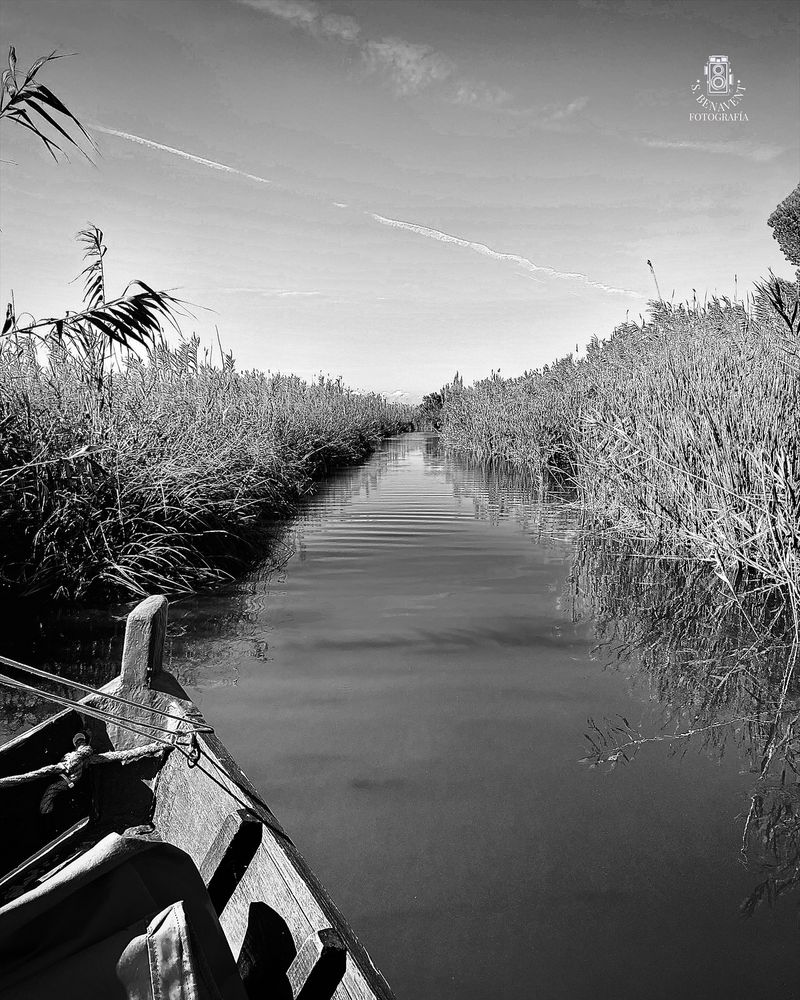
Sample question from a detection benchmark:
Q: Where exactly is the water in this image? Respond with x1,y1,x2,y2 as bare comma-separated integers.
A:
3,433,798,998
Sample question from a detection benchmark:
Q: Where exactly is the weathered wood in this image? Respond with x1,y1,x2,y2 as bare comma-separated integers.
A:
120,595,168,687
287,928,347,1000
237,901,296,1000
3,595,395,1000
152,723,395,1000
200,808,262,914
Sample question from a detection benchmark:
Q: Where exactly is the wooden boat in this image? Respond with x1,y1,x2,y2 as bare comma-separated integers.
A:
0,595,395,1000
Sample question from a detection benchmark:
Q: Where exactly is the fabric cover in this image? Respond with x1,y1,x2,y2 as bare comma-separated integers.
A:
0,831,248,1000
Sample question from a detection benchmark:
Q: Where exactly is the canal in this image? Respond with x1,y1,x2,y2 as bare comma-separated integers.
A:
2,432,798,998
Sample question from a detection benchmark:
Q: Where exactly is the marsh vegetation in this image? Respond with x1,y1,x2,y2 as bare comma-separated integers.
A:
0,283,411,600
0,49,411,601
435,279,800,608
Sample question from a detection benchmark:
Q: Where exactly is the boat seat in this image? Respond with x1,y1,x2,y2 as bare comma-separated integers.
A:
0,829,249,1000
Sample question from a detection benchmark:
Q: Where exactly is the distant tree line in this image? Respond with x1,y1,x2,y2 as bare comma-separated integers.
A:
416,374,464,430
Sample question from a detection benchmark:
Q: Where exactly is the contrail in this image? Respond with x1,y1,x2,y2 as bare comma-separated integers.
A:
93,125,638,297
370,213,639,296
92,125,273,185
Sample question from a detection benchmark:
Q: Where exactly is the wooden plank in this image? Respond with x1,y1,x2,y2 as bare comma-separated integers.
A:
288,928,347,1000
150,736,382,1000
200,808,262,914
120,595,168,687
236,900,296,1000
194,729,394,1000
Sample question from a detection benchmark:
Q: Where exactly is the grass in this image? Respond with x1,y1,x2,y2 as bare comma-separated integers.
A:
438,279,800,603
0,332,412,600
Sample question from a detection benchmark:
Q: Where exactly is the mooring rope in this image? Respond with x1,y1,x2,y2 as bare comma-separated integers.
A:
0,654,282,840
0,654,211,731
0,671,205,744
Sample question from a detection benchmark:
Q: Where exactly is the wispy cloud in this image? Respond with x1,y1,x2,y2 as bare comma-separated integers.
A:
640,137,784,163
546,96,589,121
452,81,512,108
499,95,590,125
238,0,360,41
362,38,455,95
92,125,274,183
237,0,500,101
369,213,640,296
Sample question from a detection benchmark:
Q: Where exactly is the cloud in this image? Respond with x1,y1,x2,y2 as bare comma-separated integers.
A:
499,95,589,125
238,0,360,41
320,12,360,42
92,125,274,183
452,81,512,108
369,213,640,296
237,0,497,101
362,38,455,95
640,137,784,163
546,96,589,121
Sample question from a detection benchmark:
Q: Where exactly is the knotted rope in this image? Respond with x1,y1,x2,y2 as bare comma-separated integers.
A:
0,654,279,831
0,730,171,813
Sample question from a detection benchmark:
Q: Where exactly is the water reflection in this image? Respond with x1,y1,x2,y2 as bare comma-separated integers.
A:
417,445,800,916
0,440,415,737
570,536,800,915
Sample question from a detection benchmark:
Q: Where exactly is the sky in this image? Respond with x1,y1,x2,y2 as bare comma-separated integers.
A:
0,0,798,400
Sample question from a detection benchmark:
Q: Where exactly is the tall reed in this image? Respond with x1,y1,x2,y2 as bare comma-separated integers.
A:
0,333,411,600
439,282,800,601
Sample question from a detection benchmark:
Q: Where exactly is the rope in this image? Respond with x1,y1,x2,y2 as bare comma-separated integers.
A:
0,671,211,743
0,654,211,730
0,730,172,813
0,654,287,845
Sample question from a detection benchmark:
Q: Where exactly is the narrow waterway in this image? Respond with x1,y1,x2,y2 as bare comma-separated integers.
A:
3,433,798,998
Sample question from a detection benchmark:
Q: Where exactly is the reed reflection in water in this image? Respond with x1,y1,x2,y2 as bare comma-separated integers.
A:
570,536,800,919
2,433,799,998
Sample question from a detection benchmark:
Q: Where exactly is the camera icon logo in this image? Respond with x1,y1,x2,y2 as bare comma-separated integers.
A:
704,55,733,96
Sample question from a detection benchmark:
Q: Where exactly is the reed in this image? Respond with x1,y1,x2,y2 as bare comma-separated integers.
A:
0,332,412,600
0,47,411,602
438,280,800,601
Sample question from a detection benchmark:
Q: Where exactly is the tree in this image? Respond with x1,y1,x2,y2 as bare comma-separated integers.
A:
417,391,444,430
767,183,800,268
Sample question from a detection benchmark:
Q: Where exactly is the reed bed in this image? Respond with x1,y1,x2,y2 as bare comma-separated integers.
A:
0,334,411,600
439,283,800,600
